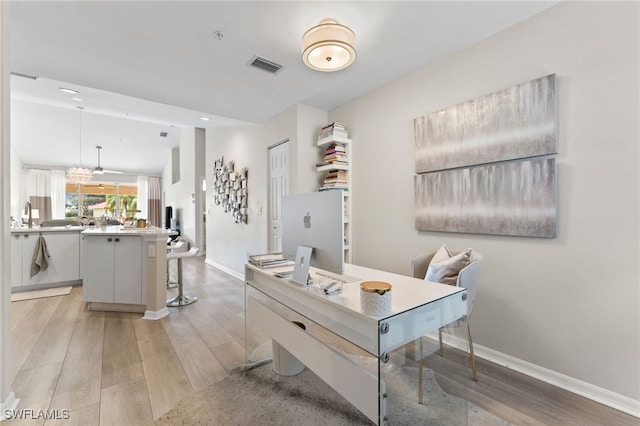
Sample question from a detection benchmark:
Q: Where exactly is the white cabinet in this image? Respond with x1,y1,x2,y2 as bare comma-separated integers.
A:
11,232,81,288
10,234,26,287
83,235,143,305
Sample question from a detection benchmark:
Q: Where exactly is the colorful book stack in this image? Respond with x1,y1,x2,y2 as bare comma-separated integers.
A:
318,122,350,192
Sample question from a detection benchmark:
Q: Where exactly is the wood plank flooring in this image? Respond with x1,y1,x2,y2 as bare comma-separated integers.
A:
7,257,638,425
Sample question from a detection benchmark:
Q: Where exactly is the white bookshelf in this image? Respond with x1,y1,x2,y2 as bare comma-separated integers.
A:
316,127,352,264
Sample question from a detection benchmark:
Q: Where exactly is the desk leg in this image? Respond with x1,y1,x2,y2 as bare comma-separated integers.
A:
418,337,424,404
272,340,305,376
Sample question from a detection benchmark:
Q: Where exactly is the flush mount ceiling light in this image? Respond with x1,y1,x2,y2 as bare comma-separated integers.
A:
302,18,356,72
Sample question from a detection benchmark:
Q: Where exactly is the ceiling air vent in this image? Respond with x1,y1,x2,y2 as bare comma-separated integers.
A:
248,55,284,74
159,132,168,137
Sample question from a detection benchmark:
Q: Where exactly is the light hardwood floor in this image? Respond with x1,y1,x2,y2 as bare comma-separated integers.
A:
7,257,638,425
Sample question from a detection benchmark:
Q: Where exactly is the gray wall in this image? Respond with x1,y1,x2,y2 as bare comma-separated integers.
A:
200,1,638,408
205,104,327,276
330,1,639,400
163,127,204,245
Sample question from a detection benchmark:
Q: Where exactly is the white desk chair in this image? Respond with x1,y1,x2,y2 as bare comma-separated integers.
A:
411,248,482,403
166,247,199,307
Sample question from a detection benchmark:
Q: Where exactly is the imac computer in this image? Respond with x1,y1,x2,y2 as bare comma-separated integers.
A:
282,191,345,280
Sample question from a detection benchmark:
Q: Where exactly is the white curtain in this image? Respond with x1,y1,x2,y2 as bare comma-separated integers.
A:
51,170,67,219
137,175,149,220
148,176,161,227
24,169,52,223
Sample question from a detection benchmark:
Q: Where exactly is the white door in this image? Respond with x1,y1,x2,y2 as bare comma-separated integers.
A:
268,141,290,252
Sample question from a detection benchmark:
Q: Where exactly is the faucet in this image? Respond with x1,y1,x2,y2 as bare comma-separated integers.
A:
24,201,32,228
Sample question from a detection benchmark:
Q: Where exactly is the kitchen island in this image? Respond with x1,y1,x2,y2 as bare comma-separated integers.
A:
82,226,173,320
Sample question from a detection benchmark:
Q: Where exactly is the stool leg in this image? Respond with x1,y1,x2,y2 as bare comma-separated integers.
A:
166,258,198,307
166,258,178,289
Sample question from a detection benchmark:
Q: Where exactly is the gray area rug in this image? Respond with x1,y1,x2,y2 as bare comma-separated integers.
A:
153,359,511,426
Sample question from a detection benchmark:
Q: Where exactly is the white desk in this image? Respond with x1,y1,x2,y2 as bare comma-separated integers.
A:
244,263,467,425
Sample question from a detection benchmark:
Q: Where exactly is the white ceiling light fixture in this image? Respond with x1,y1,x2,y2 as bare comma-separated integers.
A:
66,107,93,184
302,18,356,72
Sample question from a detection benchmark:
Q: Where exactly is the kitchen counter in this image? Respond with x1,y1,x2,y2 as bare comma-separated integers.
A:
11,225,85,234
81,225,174,236
81,226,172,320
11,227,83,291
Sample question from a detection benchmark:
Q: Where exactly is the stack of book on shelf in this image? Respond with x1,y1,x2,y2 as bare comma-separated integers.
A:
318,121,348,140
248,253,294,269
320,169,348,191
323,144,347,166
318,122,350,192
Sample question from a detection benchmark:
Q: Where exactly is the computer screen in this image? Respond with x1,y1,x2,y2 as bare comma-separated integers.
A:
282,191,344,275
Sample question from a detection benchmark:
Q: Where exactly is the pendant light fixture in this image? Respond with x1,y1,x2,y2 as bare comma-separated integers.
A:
302,18,356,72
66,106,93,184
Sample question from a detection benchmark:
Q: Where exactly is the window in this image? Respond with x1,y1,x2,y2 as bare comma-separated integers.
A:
65,182,137,221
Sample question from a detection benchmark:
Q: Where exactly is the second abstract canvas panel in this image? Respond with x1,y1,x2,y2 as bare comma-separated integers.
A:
414,157,557,238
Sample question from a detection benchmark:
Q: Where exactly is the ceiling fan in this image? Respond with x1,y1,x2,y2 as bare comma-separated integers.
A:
85,183,115,190
93,145,123,175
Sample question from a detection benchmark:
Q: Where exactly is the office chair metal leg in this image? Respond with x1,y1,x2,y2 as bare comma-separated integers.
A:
418,337,424,404
467,321,478,381
438,327,444,356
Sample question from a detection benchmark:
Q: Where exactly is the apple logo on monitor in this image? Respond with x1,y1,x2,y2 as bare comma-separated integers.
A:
303,212,311,229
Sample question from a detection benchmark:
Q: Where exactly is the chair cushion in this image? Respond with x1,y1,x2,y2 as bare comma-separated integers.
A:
425,244,471,286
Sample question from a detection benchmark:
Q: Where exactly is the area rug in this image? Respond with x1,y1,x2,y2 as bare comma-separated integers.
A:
153,359,512,426
11,286,72,302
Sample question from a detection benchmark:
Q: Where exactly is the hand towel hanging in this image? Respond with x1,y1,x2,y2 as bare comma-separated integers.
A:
31,235,51,278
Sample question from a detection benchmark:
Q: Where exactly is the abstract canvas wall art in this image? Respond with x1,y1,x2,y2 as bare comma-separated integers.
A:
414,158,557,237
415,74,557,173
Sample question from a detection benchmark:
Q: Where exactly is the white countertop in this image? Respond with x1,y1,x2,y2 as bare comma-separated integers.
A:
11,225,85,234
81,225,175,236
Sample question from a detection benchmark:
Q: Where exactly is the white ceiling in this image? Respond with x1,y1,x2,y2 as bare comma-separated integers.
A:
9,1,558,175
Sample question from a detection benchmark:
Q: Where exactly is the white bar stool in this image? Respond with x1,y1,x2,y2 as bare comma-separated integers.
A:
166,247,199,307
167,240,188,288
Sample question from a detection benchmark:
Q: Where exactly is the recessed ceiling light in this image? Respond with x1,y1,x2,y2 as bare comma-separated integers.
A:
200,117,210,121
71,97,85,102
11,71,39,80
59,87,80,94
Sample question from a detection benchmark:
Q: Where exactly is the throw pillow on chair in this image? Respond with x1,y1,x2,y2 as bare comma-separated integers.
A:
425,243,471,285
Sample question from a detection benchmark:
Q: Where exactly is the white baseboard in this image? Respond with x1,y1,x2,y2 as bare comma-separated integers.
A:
438,333,640,418
205,259,244,281
0,391,20,421
143,307,170,320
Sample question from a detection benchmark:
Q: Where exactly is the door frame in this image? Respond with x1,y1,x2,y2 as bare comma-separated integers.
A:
267,139,289,253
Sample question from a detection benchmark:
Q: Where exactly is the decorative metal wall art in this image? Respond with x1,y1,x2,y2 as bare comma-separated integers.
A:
413,74,558,237
213,157,248,224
